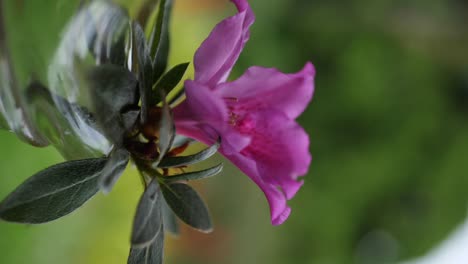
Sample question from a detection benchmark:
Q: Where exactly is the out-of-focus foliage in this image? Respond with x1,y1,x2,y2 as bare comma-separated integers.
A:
1,0,468,264
229,0,468,263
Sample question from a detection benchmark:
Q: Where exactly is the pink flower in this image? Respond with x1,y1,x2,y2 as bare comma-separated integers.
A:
173,0,314,225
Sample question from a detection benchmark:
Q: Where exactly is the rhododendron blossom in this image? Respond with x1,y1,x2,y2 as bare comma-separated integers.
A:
174,0,315,225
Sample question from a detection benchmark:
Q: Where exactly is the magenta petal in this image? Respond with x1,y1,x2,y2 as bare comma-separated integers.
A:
259,180,292,226
231,0,255,34
220,129,251,155
241,110,310,210
193,2,253,86
173,81,227,144
219,62,315,119
223,151,291,225
175,0,313,226
219,110,310,225
249,111,311,181
176,80,227,124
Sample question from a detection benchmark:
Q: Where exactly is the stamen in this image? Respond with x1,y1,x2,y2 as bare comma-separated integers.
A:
229,111,239,126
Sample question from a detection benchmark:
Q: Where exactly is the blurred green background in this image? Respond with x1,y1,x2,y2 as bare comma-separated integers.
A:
2,0,468,263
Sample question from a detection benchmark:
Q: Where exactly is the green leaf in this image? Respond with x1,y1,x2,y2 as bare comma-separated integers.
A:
133,22,154,124
159,140,220,168
161,183,213,233
99,148,130,194
0,158,108,224
128,224,164,264
151,62,189,104
149,0,172,80
162,197,179,236
164,164,223,183
135,0,159,35
131,179,163,247
168,86,185,106
153,95,175,166
88,64,138,145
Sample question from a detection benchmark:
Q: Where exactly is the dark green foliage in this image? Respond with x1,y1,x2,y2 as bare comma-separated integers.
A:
0,1,221,264
0,158,107,223
161,183,213,233
151,62,189,104
153,97,175,165
131,179,163,247
159,139,219,168
99,148,130,193
167,87,185,106
133,22,154,124
128,224,164,264
162,198,179,236
164,163,223,183
149,0,172,80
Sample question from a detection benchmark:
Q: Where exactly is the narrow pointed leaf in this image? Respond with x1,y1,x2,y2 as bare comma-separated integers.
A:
131,179,163,247
135,0,159,30
168,87,185,106
133,22,154,123
159,140,220,168
164,164,223,183
154,95,175,166
151,62,189,104
161,183,213,233
128,224,164,264
162,197,179,236
0,158,108,224
99,148,130,194
149,0,172,79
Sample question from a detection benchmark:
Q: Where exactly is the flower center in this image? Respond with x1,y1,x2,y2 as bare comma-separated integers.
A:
224,97,255,133
228,110,255,135
228,111,240,126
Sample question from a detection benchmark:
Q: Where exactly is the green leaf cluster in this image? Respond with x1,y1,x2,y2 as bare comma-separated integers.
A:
0,1,223,264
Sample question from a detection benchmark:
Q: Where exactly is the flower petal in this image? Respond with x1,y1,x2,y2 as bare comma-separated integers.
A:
220,129,251,155
173,81,227,144
223,151,291,225
173,81,251,153
240,110,311,195
219,62,315,119
231,0,255,33
194,1,254,86
221,110,310,225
